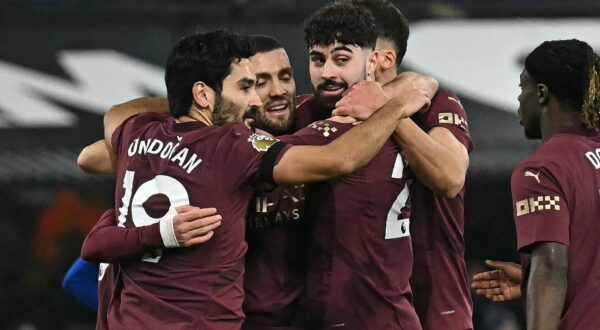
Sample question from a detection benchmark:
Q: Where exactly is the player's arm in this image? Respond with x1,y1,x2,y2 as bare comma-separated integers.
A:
78,140,114,176
471,260,522,302
392,119,468,198
272,81,430,184
104,97,169,145
62,257,100,311
334,73,467,198
77,97,169,176
526,242,568,330
81,206,221,263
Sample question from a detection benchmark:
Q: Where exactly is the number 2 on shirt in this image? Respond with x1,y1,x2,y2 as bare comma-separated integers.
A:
385,153,410,239
118,170,191,263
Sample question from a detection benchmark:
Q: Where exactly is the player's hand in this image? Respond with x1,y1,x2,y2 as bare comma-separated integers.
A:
471,260,523,302
382,72,439,101
390,82,432,118
173,205,222,247
332,80,390,120
328,115,358,124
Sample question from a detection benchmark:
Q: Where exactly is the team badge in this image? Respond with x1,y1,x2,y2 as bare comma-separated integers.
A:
308,121,338,137
248,133,279,152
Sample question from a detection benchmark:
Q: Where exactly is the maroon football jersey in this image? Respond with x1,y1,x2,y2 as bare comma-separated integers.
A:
106,112,289,329
243,184,308,327
409,90,474,330
280,119,420,330
511,130,600,330
294,94,327,131
93,209,118,330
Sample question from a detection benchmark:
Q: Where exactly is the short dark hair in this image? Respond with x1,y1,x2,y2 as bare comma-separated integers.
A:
165,30,254,118
340,0,409,67
249,34,283,54
525,39,600,130
304,2,376,50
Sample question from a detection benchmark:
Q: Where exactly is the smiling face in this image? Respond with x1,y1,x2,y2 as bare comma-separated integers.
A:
309,42,370,111
517,69,543,139
250,48,297,135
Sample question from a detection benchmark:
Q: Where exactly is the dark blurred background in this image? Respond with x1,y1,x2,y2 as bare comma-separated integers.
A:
1,1,599,329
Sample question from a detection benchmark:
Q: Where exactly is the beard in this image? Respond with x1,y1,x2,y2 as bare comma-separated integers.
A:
252,96,296,135
314,79,348,112
313,67,367,112
212,93,246,126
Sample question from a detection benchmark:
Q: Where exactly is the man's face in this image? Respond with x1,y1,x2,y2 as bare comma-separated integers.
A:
517,69,542,139
309,42,369,111
213,58,262,125
250,48,297,135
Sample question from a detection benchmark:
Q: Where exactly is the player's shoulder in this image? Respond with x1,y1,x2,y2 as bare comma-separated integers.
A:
123,112,170,130
429,89,464,112
294,94,320,131
306,118,354,136
512,139,567,184
412,88,470,137
219,122,281,151
296,94,315,109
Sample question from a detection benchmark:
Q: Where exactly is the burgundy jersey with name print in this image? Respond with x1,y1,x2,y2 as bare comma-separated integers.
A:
280,118,421,330
511,130,600,330
409,90,474,330
104,112,288,330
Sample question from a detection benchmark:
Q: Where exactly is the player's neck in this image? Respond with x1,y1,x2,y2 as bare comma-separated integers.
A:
376,69,397,86
541,103,586,140
177,106,213,126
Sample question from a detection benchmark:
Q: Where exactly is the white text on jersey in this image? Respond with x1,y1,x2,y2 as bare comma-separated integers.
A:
128,138,202,174
585,148,600,169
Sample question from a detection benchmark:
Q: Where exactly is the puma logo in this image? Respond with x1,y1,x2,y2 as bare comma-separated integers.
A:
524,170,541,183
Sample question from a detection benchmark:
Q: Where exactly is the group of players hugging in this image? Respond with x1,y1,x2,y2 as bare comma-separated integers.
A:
61,0,600,329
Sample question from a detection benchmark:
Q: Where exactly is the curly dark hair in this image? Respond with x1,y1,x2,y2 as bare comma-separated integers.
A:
339,0,409,67
165,30,255,118
304,2,376,50
525,39,600,131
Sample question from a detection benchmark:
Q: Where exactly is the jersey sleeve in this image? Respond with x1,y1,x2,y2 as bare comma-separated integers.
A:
511,163,569,251
81,208,164,263
62,257,99,311
217,123,292,187
412,90,474,153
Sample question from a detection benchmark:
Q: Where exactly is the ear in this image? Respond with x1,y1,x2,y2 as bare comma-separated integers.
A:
537,83,549,105
192,81,215,110
367,51,379,81
378,49,397,72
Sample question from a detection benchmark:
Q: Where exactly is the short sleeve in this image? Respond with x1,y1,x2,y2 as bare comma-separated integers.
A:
219,123,291,187
511,163,569,251
412,90,474,153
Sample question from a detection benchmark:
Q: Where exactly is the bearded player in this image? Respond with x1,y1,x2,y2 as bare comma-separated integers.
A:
332,1,474,329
